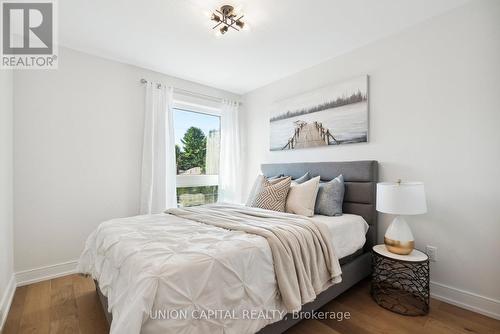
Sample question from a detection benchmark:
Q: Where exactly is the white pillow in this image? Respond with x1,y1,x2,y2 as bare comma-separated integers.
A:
285,176,320,217
246,175,265,206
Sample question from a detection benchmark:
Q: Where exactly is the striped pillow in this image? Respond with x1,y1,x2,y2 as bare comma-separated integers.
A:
251,177,291,212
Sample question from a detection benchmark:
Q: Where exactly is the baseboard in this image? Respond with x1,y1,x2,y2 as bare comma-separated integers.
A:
431,281,500,320
15,260,79,287
0,274,16,330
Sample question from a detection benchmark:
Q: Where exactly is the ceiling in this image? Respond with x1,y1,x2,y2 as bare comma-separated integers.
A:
59,0,471,94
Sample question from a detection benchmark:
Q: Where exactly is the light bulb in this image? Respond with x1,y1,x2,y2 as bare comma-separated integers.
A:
235,19,244,29
211,13,221,22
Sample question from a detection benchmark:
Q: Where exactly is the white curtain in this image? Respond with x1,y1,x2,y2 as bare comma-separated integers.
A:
140,83,177,214
218,99,242,203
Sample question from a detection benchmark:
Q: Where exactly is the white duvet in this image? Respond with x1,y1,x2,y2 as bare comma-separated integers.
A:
77,206,351,334
78,212,288,334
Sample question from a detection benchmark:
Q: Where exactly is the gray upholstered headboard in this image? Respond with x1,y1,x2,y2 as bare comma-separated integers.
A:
261,160,378,252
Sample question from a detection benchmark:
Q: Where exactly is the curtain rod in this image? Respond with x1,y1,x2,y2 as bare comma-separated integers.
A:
140,78,239,104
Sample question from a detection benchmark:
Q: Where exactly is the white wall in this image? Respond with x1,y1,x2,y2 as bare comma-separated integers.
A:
13,47,240,274
0,70,15,326
241,0,500,316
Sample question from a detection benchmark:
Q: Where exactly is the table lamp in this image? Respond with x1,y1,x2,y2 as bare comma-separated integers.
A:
376,180,427,255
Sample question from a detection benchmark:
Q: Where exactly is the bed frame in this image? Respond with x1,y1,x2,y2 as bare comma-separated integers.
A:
95,160,378,333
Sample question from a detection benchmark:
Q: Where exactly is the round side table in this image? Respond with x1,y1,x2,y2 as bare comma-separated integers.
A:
371,244,429,316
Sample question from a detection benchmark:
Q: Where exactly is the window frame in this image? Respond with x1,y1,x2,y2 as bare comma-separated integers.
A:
172,100,221,190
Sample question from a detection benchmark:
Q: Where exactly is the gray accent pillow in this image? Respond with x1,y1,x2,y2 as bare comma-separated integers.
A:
314,174,345,216
292,172,311,184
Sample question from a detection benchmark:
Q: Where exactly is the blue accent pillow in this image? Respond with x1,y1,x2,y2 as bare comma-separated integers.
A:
293,172,311,184
314,174,345,216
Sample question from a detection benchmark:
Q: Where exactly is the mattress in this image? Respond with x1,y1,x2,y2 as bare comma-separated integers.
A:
310,214,369,260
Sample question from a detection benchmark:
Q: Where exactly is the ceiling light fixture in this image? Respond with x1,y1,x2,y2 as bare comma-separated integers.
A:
210,5,245,36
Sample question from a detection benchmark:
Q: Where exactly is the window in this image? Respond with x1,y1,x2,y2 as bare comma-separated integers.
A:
173,106,220,207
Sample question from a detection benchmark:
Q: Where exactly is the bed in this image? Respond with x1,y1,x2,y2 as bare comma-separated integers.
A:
80,160,378,334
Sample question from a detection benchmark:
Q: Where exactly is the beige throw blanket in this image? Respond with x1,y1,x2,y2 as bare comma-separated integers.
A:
166,204,342,312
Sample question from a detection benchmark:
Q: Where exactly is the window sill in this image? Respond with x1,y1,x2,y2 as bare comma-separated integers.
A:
176,174,219,188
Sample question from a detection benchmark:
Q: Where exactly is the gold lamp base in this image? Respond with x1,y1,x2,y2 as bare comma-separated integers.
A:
384,237,415,255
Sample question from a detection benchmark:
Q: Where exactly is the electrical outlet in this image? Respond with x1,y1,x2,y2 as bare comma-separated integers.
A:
426,245,437,262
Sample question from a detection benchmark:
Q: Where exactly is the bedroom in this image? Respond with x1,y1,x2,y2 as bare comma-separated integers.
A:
0,0,499,333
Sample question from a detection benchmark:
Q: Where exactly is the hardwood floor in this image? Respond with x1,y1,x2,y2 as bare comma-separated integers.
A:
3,275,499,334
2,275,108,334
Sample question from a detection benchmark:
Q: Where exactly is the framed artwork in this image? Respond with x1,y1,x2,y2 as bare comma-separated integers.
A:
270,75,368,151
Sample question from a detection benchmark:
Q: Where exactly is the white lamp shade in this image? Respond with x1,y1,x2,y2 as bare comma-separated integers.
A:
376,182,427,215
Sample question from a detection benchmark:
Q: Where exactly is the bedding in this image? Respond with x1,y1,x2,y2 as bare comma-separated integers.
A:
285,176,320,217
314,174,345,216
291,172,310,184
246,175,286,206
77,204,342,334
246,174,265,206
310,213,369,259
250,177,291,211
